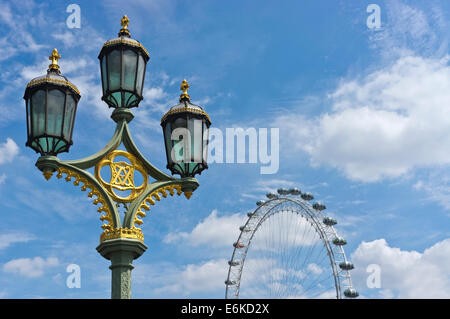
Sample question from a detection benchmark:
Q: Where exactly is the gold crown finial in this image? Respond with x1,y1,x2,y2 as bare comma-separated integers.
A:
119,15,131,37
180,79,190,101
121,15,129,29
48,48,61,72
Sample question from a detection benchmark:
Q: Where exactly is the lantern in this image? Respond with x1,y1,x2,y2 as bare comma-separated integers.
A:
24,48,80,156
98,15,149,109
161,79,211,177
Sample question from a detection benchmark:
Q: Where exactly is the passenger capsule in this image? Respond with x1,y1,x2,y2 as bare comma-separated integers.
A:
277,188,289,195
256,200,265,206
323,217,337,226
228,260,240,266
301,192,314,201
266,192,278,199
288,188,301,195
344,288,359,298
233,242,245,248
239,225,251,232
333,237,347,246
225,279,236,285
339,261,354,270
312,202,326,211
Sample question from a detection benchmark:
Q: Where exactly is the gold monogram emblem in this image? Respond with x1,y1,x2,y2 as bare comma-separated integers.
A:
95,150,148,203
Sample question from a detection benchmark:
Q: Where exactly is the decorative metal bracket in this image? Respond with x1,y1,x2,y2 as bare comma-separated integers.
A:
35,108,199,244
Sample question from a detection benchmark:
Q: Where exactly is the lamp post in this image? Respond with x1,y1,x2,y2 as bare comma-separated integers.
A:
24,16,211,299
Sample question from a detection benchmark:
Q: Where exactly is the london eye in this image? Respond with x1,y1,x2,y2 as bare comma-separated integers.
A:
225,188,358,299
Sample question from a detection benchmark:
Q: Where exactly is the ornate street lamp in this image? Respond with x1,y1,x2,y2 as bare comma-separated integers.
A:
161,79,211,181
24,16,211,299
24,49,80,164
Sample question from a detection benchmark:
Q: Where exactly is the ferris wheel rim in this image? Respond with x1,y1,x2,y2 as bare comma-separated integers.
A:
225,196,355,299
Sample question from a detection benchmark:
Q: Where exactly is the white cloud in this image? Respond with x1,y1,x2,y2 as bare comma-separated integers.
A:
413,173,450,210
3,257,59,278
277,55,450,182
174,259,228,293
164,206,322,250
163,209,244,248
0,232,35,250
0,1,45,61
0,138,19,164
369,1,448,58
351,238,450,298
134,259,229,296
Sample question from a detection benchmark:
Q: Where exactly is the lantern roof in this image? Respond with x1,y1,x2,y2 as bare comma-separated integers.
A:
98,15,149,60
25,48,80,97
161,79,211,124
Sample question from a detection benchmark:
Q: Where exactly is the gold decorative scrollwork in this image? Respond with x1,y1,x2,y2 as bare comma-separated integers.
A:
100,227,144,243
133,184,184,228
95,150,148,203
56,167,114,231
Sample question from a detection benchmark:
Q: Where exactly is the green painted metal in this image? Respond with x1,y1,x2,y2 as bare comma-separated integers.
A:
96,238,147,299
34,107,200,298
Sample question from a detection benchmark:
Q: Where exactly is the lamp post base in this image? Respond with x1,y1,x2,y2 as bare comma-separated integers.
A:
96,238,147,299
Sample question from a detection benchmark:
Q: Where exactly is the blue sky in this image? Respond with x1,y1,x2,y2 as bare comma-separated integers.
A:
1,0,450,298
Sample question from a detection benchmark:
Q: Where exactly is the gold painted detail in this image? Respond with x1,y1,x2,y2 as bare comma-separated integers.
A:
43,170,53,180
133,184,184,228
100,227,143,243
119,15,131,37
95,150,149,203
56,167,114,231
121,15,129,29
102,38,149,58
26,77,80,95
180,79,190,101
160,106,211,124
48,48,61,71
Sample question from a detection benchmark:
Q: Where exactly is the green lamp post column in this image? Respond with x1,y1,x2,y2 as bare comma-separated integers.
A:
24,16,211,299
96,238,147,299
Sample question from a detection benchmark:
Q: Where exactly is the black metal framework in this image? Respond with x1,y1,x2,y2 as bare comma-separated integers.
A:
98,42,149,109
24,83,80,156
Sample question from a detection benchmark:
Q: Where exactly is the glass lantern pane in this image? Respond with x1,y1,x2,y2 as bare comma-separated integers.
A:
188,118,203,163
26,98,31,138
53,138,67,153
173,117,187,129
203,121,209,163
47,89,65,136
31,90,46,137
136,55,145,95
107,49,121,91
111,92,121,107
127,95,137,107
171,117,187,164
63,95,75,139
164,122,173,165
123,49,137,91
123,92,132,106
188,162,196,174
101,56,108,94
38,137,48,154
